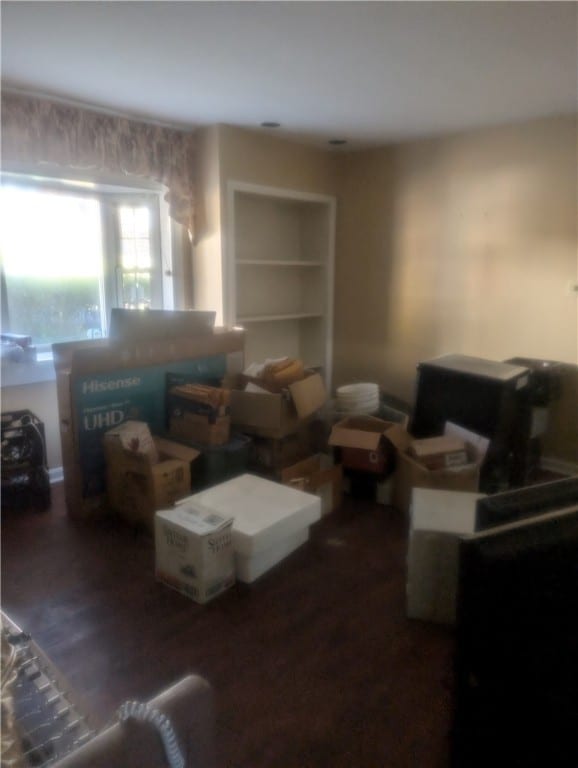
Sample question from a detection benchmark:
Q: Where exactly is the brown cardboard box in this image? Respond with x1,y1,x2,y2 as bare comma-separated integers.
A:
248,428,314,475
52,327,244,519
280,454,343,515
229,371,326,439
104,435,200,532
167,383,231,446
328,416,396,475
387,422,490,515
169,412,230,446
408,435,468,470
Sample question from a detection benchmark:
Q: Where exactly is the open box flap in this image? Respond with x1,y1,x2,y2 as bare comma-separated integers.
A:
383,422,413,453
154,437,201,464
281,455,323,484
288,373,326,420
328,416,393,452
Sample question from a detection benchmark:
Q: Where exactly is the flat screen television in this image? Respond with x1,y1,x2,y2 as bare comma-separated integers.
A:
452,489,578,768
475,476,578,531
108,308,216,342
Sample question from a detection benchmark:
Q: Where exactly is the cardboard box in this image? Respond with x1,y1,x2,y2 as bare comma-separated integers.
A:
388,422,490,515
407,488,482,624
281,454,343,515
155,501,235,604
328,416,396,475
102,419,159,463
248,429,314,474
408,435,468,470
229,371,326,439
104,434,200,531
166,379,231,446
52,326,244,519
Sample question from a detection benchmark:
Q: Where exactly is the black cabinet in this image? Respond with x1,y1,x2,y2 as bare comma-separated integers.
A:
409,354,531,492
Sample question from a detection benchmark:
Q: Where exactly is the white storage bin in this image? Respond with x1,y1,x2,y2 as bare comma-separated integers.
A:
178,473,321,583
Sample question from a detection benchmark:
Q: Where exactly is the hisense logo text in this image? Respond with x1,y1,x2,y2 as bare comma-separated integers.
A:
82,376,141,395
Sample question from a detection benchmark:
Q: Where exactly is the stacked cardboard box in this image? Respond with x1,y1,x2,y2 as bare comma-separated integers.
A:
329,416,396,475
280,455,343,516
224,360,340,514
228,368,326,440
387,422,489,515
327,415,396,503
167,383,231,446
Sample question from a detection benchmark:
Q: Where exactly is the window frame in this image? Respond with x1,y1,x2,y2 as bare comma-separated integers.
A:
1,171,175,348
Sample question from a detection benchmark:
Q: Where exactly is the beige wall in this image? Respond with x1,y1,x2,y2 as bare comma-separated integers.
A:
193,124,340,323
4,116,576,471
217,124,339,196
334,115,578,407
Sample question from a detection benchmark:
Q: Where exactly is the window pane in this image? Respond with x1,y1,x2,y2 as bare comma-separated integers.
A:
0,185,105,344
119,206,149,239
135,239,151,269
121,271,151,309
121,239,137,270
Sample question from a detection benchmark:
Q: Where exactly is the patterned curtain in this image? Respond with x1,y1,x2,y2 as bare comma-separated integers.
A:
1,92,196,234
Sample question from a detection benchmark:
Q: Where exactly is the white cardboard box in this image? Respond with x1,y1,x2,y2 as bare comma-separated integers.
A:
178,473,321,582
407,488,482,625
155,503,235,604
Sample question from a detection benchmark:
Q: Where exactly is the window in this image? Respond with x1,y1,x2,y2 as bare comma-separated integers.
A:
0,174,171,350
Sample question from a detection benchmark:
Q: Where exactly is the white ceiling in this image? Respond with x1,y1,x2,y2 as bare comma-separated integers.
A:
1,1,577,149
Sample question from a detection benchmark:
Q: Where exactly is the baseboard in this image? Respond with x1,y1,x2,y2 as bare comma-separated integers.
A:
540,457,578,478
48,466,64,484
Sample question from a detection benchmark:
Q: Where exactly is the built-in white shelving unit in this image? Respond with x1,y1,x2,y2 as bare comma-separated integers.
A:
226,181,335,388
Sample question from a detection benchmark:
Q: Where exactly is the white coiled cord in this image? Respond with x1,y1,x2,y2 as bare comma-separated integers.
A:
117,700,185,768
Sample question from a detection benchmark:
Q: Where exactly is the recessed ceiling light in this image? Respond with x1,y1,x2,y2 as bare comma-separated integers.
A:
328,139,347,145
261,122,281,128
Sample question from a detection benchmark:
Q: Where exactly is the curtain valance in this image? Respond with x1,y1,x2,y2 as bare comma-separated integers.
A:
1,92,196,234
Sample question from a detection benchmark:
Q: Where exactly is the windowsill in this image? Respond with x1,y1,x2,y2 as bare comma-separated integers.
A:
1,357,56,387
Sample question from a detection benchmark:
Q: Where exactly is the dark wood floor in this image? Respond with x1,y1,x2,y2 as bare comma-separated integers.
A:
2,483,454,768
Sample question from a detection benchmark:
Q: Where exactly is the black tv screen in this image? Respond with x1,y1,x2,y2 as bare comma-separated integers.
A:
452,504,578,768
475,476,578,531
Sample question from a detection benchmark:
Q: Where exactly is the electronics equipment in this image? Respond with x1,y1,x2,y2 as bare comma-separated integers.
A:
452,480,578,768
409,354,531,492
504,357,564,482
1,409,50,510
475,476,578,530
108,308,216,342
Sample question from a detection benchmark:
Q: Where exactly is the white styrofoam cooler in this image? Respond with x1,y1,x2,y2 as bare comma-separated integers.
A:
407,488,482,625
236,528,310,583
178,473,321,582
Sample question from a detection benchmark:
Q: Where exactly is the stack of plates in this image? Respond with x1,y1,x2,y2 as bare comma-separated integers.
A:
336,382,380,416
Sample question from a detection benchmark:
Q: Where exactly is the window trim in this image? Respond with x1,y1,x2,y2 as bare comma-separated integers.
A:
1,171,178,366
